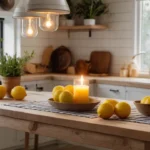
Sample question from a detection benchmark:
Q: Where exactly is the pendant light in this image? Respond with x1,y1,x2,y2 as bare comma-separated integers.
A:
27,0,70,32
13,0,40,38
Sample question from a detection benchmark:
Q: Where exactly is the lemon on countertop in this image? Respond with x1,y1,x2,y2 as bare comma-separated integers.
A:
97,102,114,119
0,85,6,99
115,102,131,119
59,91,73,103
104,99,118,109
11,86,27,100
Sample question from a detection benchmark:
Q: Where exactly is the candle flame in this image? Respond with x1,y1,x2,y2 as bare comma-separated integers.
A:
81,75,84,85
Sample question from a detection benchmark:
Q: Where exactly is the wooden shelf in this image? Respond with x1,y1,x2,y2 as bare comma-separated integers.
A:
59,25,107,30
59,25,108,37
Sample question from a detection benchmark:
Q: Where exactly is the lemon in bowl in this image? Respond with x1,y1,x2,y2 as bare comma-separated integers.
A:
59,91,73,103
53,90,63,102
64,85,74,94
134,96,150,116
52,86,64,96
141,96,150,104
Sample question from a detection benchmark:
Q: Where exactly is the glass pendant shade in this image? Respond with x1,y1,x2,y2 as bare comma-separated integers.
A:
13,0,40,38
39,14,59,32
21,18,38,38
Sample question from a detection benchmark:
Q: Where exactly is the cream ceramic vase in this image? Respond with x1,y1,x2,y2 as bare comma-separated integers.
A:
1,76,21,98
84,19,96,25
66,20,75,26
128,60,139,77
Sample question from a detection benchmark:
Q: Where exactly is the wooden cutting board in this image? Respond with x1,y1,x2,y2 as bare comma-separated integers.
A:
41,46,53,67
51,46,72,73
89,51,111,74
25,46,53,74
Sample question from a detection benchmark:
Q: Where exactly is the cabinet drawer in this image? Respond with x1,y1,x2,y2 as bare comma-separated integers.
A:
96,84,126,99
21,81,36,91
126,87,150,101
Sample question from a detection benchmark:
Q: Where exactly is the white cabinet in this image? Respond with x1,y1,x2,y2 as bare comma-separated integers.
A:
53,80,73,87
126,87,150,101
36,80,54,92
96,84,126,99
90,83,96,96
0,128,17,150
21,81,36,91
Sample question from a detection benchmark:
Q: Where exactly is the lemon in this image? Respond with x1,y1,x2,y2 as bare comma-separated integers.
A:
115,102,131,119
52,86,64,96
11,86,27,100
104,99,118,109
64,85,74,94
53,90,63,102
141,96,150,104
97,103,114,119
0,85,6,99
59,91,73,103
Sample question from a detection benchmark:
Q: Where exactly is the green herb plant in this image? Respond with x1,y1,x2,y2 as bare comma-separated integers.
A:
76,0,108,19
0,51,34,77
66,0,75,19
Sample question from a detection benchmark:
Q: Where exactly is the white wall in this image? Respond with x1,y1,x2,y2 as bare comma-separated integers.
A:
19,0,135,75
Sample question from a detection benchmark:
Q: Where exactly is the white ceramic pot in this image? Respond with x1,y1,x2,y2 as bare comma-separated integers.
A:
66,20,75,26
84,19,96,26
59,19,67,26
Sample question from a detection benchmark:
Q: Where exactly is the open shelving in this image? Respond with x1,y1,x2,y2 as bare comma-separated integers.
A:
59,25,108,38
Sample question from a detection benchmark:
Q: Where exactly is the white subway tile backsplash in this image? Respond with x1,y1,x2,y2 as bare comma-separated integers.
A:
109,13,133,22
109,22,133,31
109,2,133,13
20,0,135,74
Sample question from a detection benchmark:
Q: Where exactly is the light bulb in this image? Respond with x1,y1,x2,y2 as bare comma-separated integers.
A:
27,28,33,35
39,13,59,32
21,18,38,38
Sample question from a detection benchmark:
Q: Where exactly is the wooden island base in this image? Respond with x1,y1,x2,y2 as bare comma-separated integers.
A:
0,92,149,150
0,116,148,150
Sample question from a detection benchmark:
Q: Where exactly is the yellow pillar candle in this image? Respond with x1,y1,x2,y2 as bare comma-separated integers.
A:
73,76,89,104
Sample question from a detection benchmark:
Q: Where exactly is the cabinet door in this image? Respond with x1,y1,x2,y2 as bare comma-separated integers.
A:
0,128,17,149
126,87,150,101
36,80,54,92
53,80,73,87
21,81,36,91
96,84,126,99
90,83,96,96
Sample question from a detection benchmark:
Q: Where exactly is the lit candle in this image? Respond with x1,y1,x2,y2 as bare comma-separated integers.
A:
73,76,89,104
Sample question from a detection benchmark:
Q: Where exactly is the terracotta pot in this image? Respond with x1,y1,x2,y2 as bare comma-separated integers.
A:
1,76,21,98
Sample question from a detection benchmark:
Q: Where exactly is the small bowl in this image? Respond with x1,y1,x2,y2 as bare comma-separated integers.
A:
134,100,150,116
48,98,100,112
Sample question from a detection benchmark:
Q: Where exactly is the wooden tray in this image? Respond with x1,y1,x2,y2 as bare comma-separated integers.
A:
48,98,100,112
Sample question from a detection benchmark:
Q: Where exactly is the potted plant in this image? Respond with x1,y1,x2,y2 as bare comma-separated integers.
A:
66,0,75,26
0,51,34,97
76,0,108,26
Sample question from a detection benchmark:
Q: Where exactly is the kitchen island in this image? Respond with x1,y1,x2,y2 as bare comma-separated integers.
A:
0,92,149,150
